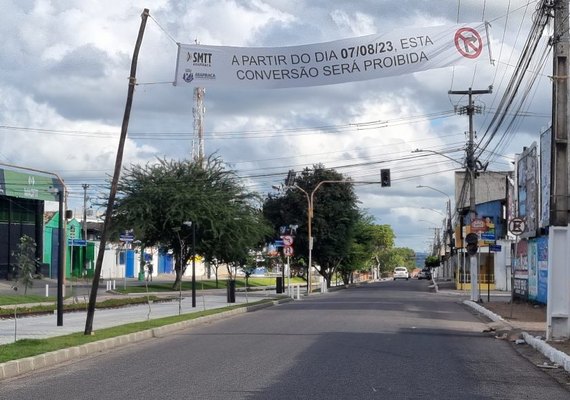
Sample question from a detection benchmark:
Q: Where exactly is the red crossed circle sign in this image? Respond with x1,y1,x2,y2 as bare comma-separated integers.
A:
454,27,483,59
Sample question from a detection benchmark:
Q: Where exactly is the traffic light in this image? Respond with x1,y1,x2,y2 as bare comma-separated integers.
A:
380,169,391,187
465,232,479,256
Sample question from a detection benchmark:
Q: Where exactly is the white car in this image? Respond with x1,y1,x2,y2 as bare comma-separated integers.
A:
393,267,409,280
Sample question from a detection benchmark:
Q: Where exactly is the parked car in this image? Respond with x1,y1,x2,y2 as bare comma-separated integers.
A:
393,267,409,280
418,268,432,280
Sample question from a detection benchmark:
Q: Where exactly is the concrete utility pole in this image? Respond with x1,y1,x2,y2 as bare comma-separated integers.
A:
548,0,570,340
449,87,492,302
82,184,89,239
551,0,569,226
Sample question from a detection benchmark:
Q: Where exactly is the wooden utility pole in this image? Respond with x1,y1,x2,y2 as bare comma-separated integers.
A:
449,87,492,302
84,9,150,335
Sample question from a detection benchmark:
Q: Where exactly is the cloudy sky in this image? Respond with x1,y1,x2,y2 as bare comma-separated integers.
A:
1,0,552,252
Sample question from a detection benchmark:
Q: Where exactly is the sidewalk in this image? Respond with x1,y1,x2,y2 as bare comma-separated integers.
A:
434,279,570,373
0,290,285,346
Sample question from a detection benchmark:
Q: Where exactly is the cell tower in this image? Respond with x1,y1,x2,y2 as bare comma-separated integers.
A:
192,87,205,165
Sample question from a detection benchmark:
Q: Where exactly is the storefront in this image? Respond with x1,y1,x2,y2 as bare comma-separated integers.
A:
0,166,62,280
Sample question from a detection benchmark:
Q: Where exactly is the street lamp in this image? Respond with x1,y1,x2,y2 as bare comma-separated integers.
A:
293,180,350,295
421,207,445,217
416,185,451,202
412,148,464,167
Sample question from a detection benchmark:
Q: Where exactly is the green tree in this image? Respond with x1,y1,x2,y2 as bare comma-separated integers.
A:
425,255,440,268
263,164,360,287
13,235,37,295
110,156,271,289
378,247,416,276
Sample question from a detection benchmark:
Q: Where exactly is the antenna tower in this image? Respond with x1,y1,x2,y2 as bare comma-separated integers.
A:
192,87,205,165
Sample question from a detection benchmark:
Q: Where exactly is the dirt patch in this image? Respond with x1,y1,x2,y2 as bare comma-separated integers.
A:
482,301,570,358
482,301,546,323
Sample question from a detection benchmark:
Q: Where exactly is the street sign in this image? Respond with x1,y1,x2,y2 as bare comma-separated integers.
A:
120,231,135,242
281,235,293,246
274,240,284,247
508,218,526,236
283,246,294,256
481,232,495,241
67,239,87,247
489,244,502,252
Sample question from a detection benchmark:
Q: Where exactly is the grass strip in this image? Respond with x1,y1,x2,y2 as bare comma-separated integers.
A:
0,299,274,363
115,277,305,294
0,295,55,306
0,296,168,317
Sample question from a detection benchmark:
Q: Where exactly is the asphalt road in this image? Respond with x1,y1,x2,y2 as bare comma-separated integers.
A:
2,280,570,400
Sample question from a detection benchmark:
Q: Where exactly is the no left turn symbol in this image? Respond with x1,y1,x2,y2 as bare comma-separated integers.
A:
454,27,483,59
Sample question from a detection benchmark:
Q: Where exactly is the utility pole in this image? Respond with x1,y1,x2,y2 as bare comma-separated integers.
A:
548,0,570,340
82,183,89,276
551,0,569,226
449,86,492,302
85,8,149,335
82,184,89,241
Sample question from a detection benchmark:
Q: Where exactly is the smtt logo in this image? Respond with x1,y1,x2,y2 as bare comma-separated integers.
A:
183,69,194,83
187,52,212,66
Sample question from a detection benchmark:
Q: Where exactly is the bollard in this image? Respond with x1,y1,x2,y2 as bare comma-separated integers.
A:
296,284,300,300
113,280,116,290
45,284,49,297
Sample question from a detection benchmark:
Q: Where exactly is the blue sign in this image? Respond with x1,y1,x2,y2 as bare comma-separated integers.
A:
120,231,135,242
274,240,284,247
481,232,495,241
489,244,502,252
68,239,87,247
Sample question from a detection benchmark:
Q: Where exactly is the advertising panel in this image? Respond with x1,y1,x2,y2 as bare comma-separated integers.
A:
0,169,59,202
517,143,538,238
539,128,551,228
536,236,548,304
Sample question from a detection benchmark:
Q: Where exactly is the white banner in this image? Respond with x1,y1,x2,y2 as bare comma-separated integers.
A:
174,22,491,89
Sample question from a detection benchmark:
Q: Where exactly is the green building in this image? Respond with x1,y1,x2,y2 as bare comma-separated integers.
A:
0,166,61,280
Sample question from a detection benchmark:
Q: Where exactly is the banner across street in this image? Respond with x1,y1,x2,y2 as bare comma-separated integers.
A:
174,22,491,89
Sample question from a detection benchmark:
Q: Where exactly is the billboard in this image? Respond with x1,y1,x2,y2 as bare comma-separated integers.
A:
0,168,60,202
539,128,551,228
516,143,538,238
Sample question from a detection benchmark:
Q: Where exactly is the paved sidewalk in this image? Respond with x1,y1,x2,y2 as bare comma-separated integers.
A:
0,290,283,346
434,279,570,373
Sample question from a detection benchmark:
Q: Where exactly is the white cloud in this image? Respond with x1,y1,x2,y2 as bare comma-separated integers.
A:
0,0,546,251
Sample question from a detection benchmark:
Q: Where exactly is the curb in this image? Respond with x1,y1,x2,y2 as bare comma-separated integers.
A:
463,300,570,373
0,297,292,381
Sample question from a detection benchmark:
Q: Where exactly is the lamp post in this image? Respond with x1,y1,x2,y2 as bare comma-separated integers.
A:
293,180,349,295
412,148,464,167
417,185,455,283
421,207,445,217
